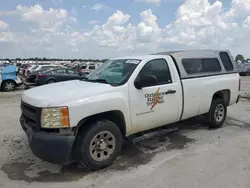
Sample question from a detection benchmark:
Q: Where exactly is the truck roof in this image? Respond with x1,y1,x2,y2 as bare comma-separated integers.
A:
154,49,237,79
113,50,232,60
152,49,232,59
112,55,157,60
113,49,238,79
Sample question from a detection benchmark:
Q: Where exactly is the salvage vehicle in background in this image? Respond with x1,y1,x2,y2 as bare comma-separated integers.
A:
236,61,250,76
24,65,38,77
78,62,103,73
20,50,240,170
26,65,64,83
35,68,87,85
19,63,35,75
0,65,22,91
31,64,64,74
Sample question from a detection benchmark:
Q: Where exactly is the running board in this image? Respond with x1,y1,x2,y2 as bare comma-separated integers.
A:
127,125,179,143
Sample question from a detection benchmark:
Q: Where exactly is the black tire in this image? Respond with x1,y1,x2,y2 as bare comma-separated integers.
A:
205,98,227,128
2,81,16,92
46,79,56,84
239,72,246,76
77,120,123,170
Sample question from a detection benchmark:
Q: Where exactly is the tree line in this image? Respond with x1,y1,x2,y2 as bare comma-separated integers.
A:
0,54,249,63
0,58,108,62
235,54,249,62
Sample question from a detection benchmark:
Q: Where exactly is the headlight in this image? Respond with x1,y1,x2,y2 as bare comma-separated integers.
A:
41,107,69,128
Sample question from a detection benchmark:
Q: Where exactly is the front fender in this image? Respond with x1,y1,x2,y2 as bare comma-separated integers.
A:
68,92,131,134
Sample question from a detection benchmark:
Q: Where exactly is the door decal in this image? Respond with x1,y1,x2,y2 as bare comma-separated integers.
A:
136,87,168,116
145,87,165,110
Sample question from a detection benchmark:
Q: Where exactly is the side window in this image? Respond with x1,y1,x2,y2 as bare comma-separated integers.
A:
54,69,67,74
182,59,202,74
182,58,221,74
67,70,76,74
89,65,95,70
81,65,87,69
219,52,234,71
137,59,172,87
202,59,221,72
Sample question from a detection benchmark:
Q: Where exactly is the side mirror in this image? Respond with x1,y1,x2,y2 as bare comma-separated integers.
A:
134,75,157,89
134,78,142,90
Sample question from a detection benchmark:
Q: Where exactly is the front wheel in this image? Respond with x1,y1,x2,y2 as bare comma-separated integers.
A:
2,81,16,91
205,98,227,128
77,120,123,170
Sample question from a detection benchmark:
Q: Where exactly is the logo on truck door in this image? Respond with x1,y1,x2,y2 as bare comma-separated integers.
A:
136,87,166,116
145,87,165,110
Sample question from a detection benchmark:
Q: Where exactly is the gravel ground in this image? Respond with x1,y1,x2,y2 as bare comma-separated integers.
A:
0,77,250,188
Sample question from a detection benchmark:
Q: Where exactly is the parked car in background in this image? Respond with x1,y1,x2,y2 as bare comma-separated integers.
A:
0,65,22,91
26,65,64,83
35,68,87,85
19,63,31,75
236,61,250,76
30,64,64,74
78,62,103,73
24,65,38,77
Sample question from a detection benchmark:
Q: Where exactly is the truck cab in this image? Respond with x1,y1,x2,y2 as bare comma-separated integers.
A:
20,50,240,170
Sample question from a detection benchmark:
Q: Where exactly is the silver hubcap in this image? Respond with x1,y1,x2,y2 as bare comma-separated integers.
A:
89,131,116,162
214,104,225,122
5,83,14,90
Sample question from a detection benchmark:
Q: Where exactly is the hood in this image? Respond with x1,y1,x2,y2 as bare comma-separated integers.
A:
21,80,112,107
2,65,16,75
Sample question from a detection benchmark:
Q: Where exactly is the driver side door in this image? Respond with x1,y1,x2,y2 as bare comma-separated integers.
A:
53,69,68,81
128,58,181,134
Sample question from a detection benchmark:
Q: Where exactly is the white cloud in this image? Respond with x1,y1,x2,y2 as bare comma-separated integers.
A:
90,3,106,11
135,0,161,4
106,10,131,25
83,3,114,12
1,0,250,58
0,20,8,29
0,32,16,42
52,0,63,5
89,20,100,25
16,4,76,32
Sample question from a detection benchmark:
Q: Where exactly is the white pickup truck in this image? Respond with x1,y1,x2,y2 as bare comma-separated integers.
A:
20,50,240,170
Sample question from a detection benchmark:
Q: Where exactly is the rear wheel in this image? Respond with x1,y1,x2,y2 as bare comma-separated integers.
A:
77,120,123,170
205,98,227,128
2,81,16,91
47,79,56,84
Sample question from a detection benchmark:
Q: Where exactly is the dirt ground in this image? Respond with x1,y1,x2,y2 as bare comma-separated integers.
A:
0,77,250,188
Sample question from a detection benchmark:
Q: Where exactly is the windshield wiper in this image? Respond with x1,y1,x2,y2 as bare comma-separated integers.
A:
82,77,109,83
88,79,109,84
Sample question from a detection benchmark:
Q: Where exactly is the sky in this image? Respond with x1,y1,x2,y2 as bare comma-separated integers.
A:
0,0,250,59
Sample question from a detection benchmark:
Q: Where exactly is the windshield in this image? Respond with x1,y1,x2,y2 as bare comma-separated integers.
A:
31,65,38,70
86,59,141,85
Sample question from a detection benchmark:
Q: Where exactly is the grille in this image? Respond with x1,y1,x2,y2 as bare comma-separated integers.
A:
21,101,41,129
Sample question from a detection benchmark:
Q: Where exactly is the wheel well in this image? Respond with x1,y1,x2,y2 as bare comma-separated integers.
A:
212,89,231,106
76,110,126,136
46,79,56,83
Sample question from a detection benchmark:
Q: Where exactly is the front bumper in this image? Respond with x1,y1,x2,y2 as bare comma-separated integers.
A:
20,117,76,164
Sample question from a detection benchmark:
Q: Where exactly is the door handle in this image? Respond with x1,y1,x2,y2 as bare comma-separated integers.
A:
165,89,176,94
